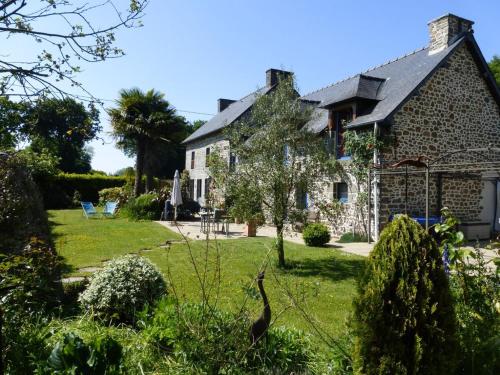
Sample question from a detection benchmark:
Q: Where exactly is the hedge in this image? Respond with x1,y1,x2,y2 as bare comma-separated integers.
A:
39,173,128,209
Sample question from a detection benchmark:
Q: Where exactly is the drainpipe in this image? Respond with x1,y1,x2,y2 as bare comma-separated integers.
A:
373,122,380,241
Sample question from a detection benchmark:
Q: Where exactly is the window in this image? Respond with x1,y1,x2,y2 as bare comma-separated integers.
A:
335,182,348,203
205,147,210,167
333,109,353,159
196,179,202,199
188,179,195,199
296,185,308,209
191,151,195,169
204,177,211,197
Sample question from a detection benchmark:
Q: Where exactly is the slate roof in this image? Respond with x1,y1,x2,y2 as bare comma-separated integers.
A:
182,86,272,144
301,36,465,131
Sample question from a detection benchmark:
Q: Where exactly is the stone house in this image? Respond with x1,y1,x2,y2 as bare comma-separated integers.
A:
182,69,293,206
183,14,500,240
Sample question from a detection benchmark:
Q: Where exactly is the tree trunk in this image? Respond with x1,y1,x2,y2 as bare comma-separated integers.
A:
145,173,154,193
276,223,285,268
134,140,146,197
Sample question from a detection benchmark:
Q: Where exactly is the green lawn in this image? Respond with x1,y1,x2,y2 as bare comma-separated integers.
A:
49,209,365,349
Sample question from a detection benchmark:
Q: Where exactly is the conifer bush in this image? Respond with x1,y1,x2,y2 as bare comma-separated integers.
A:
352,215,458,375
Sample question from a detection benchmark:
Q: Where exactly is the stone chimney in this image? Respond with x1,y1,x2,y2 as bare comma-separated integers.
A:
428,14,474,54
266,68,293,87
217,98,236,112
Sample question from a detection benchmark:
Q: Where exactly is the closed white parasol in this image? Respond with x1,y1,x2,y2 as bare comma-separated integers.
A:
171,170,183,221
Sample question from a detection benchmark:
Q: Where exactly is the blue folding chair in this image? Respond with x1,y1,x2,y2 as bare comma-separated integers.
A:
103,201,118,217
81,201,99,219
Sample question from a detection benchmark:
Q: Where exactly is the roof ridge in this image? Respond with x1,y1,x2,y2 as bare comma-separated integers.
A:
302,45,428,98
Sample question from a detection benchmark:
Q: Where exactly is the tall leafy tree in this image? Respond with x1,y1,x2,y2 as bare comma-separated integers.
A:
109,88,186,196
0,97,27,149
211,75,333,267
24,97,100,173
488,55,500,87
0,0,148,100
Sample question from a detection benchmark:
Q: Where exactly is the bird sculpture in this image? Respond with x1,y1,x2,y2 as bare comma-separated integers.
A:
390,155,428,169
249,271,271,344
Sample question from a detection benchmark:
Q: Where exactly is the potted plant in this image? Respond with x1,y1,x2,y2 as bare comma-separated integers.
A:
228,189,264,237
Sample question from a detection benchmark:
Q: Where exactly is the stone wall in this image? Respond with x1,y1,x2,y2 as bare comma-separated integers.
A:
378,42,500,229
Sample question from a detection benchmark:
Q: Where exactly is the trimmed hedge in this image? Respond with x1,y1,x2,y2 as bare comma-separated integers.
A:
39,173,128,209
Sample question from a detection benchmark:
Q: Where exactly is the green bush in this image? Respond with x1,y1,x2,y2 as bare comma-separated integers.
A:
338,232,369,243
303,223,331,247
352,215,458,374
0,239,63,373
98,186,131,207
122,193,162,220
79,255,166,323
451,242,500,375
39,173,127,209
45,332,122,374
0,153,50,253
141,299,315,374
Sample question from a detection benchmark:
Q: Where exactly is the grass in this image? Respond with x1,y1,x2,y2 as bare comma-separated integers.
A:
49,209,366,350
49,210,181,273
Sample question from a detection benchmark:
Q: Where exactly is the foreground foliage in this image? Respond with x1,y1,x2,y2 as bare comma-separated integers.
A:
352,215,458,374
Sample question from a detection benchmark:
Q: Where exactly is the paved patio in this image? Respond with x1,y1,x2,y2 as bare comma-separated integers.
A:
155,219,375,257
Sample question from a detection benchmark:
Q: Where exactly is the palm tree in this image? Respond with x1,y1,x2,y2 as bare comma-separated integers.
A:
109,88,186,196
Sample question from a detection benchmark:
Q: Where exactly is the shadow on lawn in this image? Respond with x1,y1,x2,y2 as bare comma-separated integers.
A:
284,255,365,282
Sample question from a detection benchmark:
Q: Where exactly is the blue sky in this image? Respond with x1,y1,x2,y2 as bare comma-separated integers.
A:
7,0,500,173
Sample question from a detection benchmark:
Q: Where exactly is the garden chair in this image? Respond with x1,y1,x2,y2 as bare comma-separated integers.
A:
81,201,99,219
103,201,118,218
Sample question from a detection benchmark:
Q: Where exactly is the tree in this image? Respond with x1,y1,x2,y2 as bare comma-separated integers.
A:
0,97,27,149
352,215,458,375
109,88,186,196
24,97,100,173
489,55,500,87
189,119,206,133
0,0,148,100
211,75,333,267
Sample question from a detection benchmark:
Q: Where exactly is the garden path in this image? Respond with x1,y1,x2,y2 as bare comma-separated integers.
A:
155,220,375,257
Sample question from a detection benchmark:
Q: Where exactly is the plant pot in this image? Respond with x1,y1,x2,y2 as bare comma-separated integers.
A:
246,220,257,237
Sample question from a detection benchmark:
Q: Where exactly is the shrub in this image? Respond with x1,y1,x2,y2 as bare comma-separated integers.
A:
338,232,369,243
352,215,458,374
0,152,50,253
141,299,315,374
79,255,166,323
45,332,122,374
303,223,331,247
451,242,500,375
98,186,130,207
122,193,162,220
1,239,63,373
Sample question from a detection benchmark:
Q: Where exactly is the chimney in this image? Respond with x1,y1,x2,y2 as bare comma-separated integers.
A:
217,98,236,112
428,14,473,54
266,68,293,87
